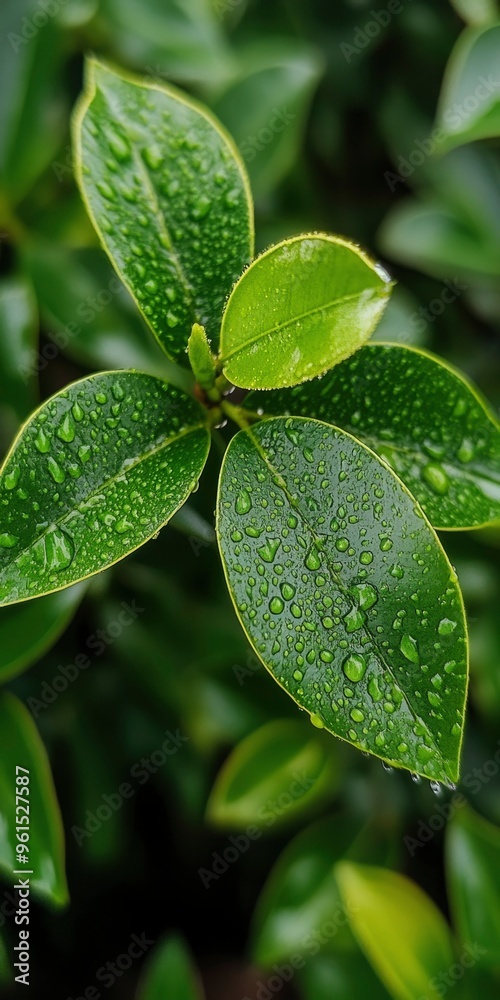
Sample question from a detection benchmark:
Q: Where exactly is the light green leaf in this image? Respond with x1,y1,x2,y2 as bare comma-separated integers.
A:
0,276,38,427
0,692,68,906
0,372,210,607
22,243,185,385
245,344,500,530
137,935,203,1000
335,862,456,1000
212,40,323,197
0,583,86,683
436,24,500,151
217,418,468,783
219,235,393,389
446,805,500,967
206,719,336,829
73,59,253,360
251,815,358,966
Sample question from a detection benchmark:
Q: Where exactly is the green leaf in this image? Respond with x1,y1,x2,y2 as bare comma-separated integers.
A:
217,417,467,783
212,40,323,197
251,815,359,966
436,24,500,152
0,584,86,684
73,59,253,360
335,862,456,1000
219,235,393,389
299,950,392,1000
0,372,210,607
206,719,336,829
245,344,500,530
446,805,500,967
0,692,68,906
0,276,38,426
137,934,203,1000
22,242,185,385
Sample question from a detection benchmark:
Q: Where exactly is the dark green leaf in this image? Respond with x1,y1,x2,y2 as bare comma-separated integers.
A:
217,417,467,782
206,719,337,829
251,815,359,966
73,59,253,360
446,805,500,967
436,24,500,151
299,950,392,1000
0,692,68,906
246,344,500,530
137,935,203,1000
219,235,393,389
0,372,210,606
335,862,456,1000
0,584,86,684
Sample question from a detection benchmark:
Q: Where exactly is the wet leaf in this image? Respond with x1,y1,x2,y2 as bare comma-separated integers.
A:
246,344,500,529
73,59,253,360
219,235,393,389
217,417,467,782
0,372,210,606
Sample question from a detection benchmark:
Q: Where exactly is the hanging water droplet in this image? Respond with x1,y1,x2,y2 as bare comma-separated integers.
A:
310,713,324,729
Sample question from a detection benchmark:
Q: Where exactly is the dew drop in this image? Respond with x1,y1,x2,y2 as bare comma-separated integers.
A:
269,596,284,615
4,466,20,491
422,463,450,496
400,634,419,664
57,411,76,443
343,653,367,683
310,713,324,729
0,533,19,548
235,489,252,515
35,428,51,454
438,618,457,636
47,457,66,484
258,538,280,563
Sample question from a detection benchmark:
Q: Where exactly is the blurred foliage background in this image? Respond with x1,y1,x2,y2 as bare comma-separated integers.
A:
1,0,500,997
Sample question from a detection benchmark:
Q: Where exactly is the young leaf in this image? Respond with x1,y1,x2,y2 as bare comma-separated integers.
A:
217,417,468,783
137,935,203,1000
436,24,500,152
219,235,392,389
0,583,87,683
251,815,359,966
0,692,68,906
206,719,336,830
73,59,253,360
335,862,456,1000
0,372,210,607
446,805,500,967
245,344,500,530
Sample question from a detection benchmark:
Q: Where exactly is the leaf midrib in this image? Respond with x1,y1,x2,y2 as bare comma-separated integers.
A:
221,287,384,364
244,424,448,770
0,422,206,578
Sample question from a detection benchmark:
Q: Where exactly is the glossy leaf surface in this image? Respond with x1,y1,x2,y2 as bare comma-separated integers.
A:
246,344,500,529
217,417,467,782
0,372,209,606
73,59,253,359
219,235,392,389
0,692,68,906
